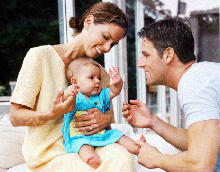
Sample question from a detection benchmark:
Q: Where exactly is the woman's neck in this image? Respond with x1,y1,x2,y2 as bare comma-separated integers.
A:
53,34,85,66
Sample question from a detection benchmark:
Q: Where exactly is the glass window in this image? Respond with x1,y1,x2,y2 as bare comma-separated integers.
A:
2,0,59,95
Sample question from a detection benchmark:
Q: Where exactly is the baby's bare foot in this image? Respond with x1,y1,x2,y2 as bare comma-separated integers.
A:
86,155,102,169
139,134,146,142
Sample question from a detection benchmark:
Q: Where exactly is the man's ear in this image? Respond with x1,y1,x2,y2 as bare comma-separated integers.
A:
162,47,175,64
84,15,94,29
71,77,77,85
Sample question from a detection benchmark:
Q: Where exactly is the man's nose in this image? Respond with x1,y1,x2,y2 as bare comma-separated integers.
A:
137,57,145,68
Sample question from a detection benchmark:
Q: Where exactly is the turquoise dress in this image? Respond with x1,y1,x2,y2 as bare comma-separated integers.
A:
62,87,124,153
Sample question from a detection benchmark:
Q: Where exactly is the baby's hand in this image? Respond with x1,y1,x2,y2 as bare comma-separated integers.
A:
108,66,122,86
63,84,80,102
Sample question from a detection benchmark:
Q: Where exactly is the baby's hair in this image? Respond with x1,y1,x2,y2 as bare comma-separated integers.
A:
65,58,101,85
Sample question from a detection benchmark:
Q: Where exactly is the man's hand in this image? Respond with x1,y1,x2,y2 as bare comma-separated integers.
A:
136,140,161,169
72,108,111,135
122,100,153,128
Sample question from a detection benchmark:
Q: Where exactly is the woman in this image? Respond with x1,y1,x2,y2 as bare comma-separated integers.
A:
9,2,135,172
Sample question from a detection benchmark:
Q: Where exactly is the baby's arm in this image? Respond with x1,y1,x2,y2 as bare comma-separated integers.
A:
63,84,79,102
108,66,123,99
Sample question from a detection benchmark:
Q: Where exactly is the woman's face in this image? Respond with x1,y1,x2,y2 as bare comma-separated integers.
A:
82,16,125,58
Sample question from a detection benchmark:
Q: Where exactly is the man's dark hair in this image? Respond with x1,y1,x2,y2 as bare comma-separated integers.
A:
138,19,196,64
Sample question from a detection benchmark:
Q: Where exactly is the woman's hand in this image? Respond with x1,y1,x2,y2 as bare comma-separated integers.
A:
10,87,79,127
122,100,154,128
72,108,111,135
49,87,78,120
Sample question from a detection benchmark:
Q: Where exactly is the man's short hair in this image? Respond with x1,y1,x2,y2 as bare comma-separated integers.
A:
138,18,196,64
65,58,101,84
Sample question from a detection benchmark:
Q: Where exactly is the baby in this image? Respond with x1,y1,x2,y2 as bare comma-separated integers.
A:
62,58,145,169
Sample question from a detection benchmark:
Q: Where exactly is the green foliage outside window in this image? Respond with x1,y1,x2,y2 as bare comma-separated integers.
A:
1,0,60,95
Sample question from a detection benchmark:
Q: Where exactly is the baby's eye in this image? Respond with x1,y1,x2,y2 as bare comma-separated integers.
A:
90,77,94,79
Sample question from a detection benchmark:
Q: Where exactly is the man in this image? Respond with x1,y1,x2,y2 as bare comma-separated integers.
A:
122,19,220,171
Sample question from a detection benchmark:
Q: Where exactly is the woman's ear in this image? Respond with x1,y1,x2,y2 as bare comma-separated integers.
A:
162,47,175,64
71,77,77,85
84,15,94,29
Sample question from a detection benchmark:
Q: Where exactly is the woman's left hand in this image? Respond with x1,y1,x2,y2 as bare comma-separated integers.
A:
73,108,111,135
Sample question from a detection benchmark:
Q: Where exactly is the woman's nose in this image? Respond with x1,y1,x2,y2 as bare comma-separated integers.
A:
103,42,111,53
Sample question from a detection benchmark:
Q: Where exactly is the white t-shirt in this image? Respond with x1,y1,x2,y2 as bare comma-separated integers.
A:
178,61,220,128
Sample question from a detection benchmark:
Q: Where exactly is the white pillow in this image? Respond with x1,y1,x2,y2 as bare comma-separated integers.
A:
0,114,26,169
0,168,7,172
5,163,30,172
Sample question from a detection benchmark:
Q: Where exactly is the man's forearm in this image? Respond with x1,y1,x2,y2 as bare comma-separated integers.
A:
156,151,214,172
154,119,219,172
151,115,188,151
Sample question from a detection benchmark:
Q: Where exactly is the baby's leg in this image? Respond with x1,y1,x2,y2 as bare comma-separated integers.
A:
79,145,102,169
117,135,146,155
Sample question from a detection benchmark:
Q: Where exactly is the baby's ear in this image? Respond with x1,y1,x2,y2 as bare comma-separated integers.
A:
71,77,77,85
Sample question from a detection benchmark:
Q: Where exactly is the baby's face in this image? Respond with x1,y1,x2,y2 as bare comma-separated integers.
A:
75,64,102,97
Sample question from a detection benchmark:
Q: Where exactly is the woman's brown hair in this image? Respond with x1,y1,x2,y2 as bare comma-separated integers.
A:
69,2,128,37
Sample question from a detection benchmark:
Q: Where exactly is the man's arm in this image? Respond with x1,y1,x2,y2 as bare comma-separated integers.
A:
123,100,188,151
136,119,219,172
151,115,188,151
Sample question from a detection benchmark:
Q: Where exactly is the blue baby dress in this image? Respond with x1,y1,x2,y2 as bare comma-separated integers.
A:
62,87,124,153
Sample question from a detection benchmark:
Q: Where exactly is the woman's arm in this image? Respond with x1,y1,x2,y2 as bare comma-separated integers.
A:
10,88,77,127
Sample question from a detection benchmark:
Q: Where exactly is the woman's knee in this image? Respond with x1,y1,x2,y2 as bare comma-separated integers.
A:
96,143,134,161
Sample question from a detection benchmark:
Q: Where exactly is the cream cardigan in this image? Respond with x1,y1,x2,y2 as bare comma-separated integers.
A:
11,45,134,172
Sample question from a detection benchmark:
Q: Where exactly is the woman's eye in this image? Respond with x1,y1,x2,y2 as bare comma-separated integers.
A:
103,35,109,40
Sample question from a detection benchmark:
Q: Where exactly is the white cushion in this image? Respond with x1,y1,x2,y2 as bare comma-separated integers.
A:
5,163,30,172
0,114,26,169
0,168,7,172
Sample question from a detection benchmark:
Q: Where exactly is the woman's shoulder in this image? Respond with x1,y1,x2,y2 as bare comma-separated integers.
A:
29,45,52,53
26,45,57,60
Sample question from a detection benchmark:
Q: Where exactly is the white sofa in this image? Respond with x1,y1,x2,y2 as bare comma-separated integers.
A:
0,104,179,172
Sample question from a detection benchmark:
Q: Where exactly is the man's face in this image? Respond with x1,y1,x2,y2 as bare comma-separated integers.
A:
137,38,166,86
